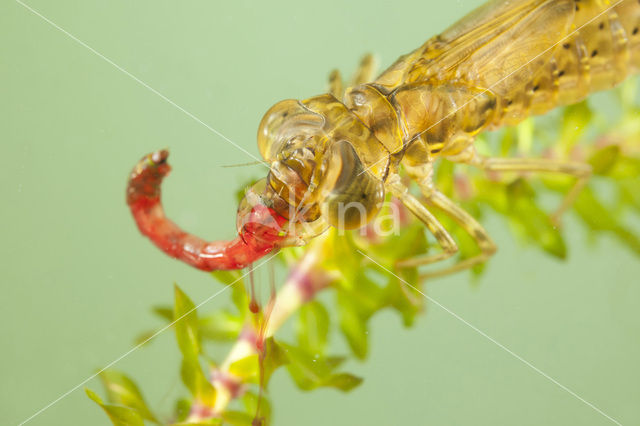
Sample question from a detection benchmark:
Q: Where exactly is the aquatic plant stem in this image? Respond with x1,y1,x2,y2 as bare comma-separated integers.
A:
210,233,337,414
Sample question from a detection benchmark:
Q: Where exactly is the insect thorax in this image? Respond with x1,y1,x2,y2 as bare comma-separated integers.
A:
346,82,497,162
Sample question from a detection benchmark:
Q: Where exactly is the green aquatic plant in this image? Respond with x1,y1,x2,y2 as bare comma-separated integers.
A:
87,81,640,425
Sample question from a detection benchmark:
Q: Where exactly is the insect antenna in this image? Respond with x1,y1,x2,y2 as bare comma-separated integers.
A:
221,160,269,168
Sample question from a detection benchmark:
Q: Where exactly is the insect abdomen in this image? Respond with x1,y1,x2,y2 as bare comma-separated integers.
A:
495,0,640,126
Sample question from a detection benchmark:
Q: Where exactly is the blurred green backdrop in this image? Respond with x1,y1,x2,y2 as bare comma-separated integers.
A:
1,0,639,425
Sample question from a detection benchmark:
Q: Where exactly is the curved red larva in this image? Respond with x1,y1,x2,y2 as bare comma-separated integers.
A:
126,150,286,271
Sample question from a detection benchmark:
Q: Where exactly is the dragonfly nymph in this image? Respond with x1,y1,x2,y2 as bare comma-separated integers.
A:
127,0,640,279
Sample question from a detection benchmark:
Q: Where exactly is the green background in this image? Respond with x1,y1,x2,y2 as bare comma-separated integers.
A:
1,0,639,425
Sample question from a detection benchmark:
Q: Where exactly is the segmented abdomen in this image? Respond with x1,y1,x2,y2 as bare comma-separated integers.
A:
497,0,640,125
374,0,640,129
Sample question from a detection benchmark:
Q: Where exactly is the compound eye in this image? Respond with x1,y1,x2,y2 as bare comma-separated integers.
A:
257,100,323,161
321,140,384,230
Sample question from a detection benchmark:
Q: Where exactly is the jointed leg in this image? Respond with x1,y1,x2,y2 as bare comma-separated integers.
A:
389,169,497,280
327,53,376,100
418,190,497,280
387,178,458,268
350,53,376,86
328,69,343,99
467,151,592,223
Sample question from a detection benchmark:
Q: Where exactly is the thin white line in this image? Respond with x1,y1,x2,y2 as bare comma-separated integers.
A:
17,253,277,426
13,2,272,423
12,1,624,424
357,250,622,426
358,0,626,177
14,0,267,168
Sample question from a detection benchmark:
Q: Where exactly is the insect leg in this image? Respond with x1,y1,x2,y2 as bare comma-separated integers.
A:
414,189,497,281
328,54,375,100
350,53,376,86
389,165,496,279
467,152,592,223
328,69,344,99
386,177,459,268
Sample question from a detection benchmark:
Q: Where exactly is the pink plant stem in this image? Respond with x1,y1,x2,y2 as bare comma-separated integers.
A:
211,234,336,413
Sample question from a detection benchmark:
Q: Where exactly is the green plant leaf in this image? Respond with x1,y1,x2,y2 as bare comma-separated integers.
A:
228,354,259,383
610,155,640,179
574,187,640,254
561,101,592,153
242,391,272,426
283,346,329,391
173,286,216,407
211,270,244,286
574,186,622,231
336,291,369,359
262,338,289,386
499,127,517,157
384,269,424,327
516,117,534,154
228,338,288,388
283,344,362,392
174,284,200,360
133,330,156,346
174,398,191,423
211,270,250,315
322,372,363,392
619,178,640,212
231,285,250,317
451,217,485,276
180,357,216,406
320,231,361,284
368,222,428,267
152,305,174,322
505,179,567,259
98,370,157,422
199,310,243,341
296,301,330,356
221,410,255,426
434,160,456,195
588,145,620,175
324,356,346,371
85,388,144,426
